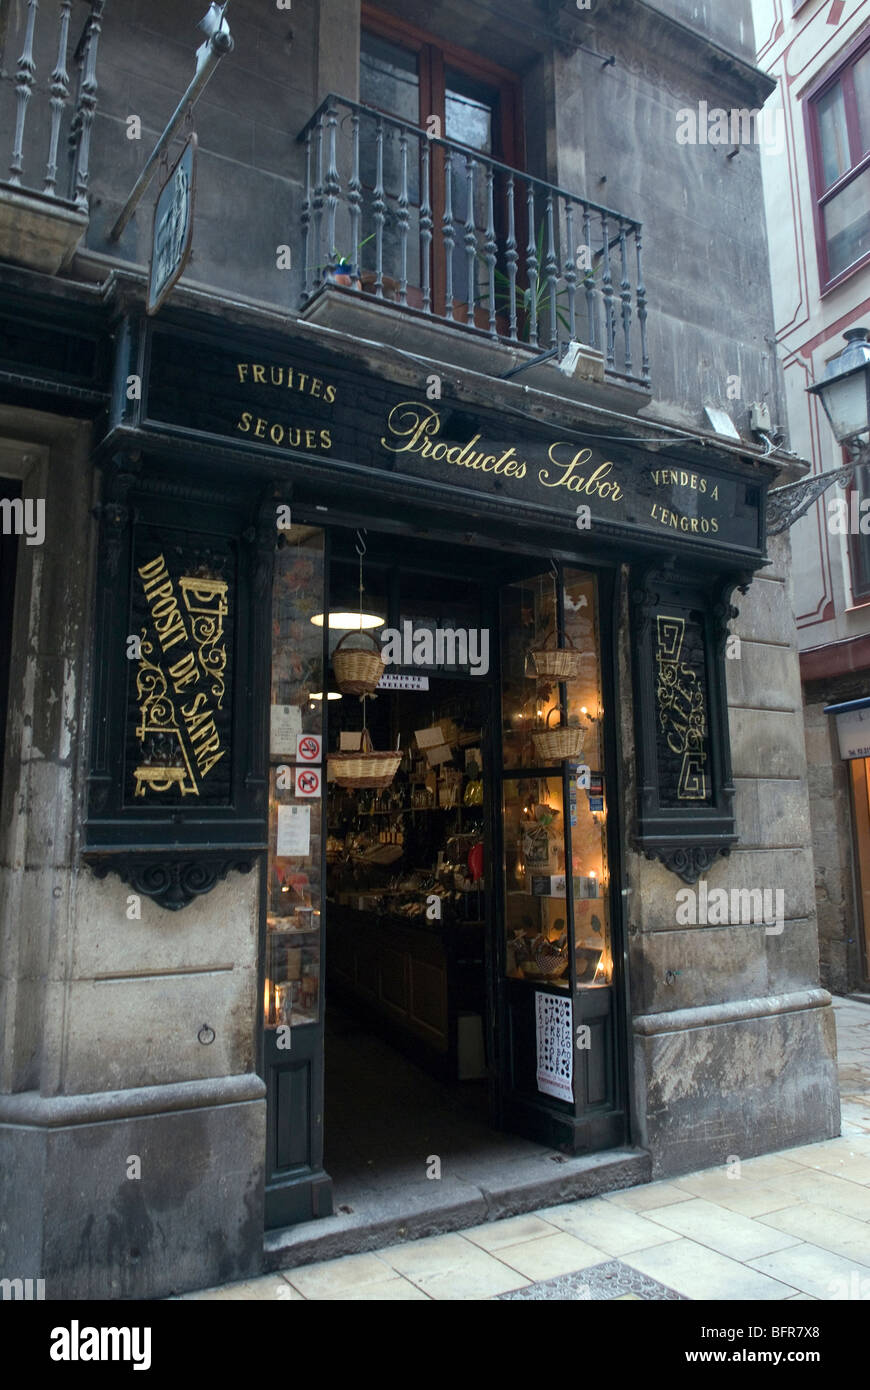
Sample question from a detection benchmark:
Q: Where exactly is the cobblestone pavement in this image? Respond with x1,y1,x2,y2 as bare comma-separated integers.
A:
181,997,870,1301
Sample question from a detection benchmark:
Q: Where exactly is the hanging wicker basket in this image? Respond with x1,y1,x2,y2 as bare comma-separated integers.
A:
329,727,401,789
527,627,585,681
332,630,386,695
533,707,586,763
534,943,569,978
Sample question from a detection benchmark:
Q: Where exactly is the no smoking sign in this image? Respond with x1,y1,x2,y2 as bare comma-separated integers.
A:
295,767,322,798
296,733,322,764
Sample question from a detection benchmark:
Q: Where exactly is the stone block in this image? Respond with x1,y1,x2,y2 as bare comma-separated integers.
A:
72,869,258,979
60,966,258,1094
725,639,801,711
730,707,806,780
0,1087,265,1299
628,845,815,932
732,778,810,849
633,1001,839,1175
732,577,796,646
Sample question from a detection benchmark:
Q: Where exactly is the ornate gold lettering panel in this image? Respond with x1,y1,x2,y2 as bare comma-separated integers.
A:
129,543,234,805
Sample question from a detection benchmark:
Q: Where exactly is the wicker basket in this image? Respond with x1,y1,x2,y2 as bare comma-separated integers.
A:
329,727,401,789
533,707,586,762
528,628,585,680
332,630,386,696
534,944,569,978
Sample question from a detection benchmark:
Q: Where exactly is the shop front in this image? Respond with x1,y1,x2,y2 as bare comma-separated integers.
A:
78,289,772,1236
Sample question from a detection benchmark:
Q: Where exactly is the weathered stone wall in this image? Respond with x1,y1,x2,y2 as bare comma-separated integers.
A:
620,533,840,1176
0,403,265,1299
554,3,783,435
0,1,781,428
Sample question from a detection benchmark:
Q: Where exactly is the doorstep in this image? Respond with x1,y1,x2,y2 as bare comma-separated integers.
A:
263,1144,651,1272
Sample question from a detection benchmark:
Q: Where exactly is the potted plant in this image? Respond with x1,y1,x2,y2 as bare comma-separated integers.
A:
478,224,603,343
320,232,376,291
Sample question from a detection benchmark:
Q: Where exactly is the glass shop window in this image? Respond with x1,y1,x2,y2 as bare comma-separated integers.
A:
500,568,611,990
265,526,326,1030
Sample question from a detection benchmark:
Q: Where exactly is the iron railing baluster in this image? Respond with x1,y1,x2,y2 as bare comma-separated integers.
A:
600,209,616,371
484,165,497,338
464,155,476,325
619,219,632,377
505,173,518,342
544,190,558,349
10,0,40,188
636,223,649,384
324,99,340,271
443,146,455,321
373,116,386,297
420,136,433,315
301,129,313,301
44,0,72,197
70,0,104,212
526,181,538,348
564,198,577,341
398,126,409,305
348,110,362,284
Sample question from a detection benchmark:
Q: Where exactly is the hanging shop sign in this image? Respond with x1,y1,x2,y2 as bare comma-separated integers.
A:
823,699,870,760
630,567,744,883
147,135,197,316
139,327,766,558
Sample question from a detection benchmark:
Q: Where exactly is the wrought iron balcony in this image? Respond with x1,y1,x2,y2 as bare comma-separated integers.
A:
0,1,106,272
298,95,649,389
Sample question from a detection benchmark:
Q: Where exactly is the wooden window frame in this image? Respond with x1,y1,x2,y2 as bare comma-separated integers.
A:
804,30,870,295
361,4,525,323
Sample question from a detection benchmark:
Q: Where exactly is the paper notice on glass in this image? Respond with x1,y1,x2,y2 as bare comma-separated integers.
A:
276,804,310,857
535,992,573,1102
271,704,302,755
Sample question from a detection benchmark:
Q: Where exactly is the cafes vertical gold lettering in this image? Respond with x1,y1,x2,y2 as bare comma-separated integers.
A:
655,615,708,801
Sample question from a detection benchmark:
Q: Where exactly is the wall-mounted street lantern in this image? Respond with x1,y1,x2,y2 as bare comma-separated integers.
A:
767,327,870,537
808,327,870,448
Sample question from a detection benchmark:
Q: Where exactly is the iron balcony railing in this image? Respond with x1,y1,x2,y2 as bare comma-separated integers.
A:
298,94,649,388
1,0,106,211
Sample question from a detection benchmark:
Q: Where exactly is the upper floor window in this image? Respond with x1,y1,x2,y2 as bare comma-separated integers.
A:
806,36,870,291
358,6,523,321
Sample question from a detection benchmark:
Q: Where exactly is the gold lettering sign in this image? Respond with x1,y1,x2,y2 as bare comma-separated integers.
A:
231,362,337,453
655,615,708,801
133,554,229,798
380,403,629,506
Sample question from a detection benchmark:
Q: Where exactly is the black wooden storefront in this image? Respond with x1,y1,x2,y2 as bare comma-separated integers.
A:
0,282,772,1230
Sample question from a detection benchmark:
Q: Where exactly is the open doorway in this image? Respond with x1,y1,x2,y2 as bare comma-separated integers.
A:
262,520,626,1231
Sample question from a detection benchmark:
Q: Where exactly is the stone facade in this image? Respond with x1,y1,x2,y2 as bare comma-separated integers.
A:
623,533,839,1176
0,0,841,1298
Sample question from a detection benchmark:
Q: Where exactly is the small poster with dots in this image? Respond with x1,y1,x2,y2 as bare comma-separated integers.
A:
535,992,574,1102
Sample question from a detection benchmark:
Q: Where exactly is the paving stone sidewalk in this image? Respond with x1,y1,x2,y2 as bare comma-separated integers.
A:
182,996,870,1302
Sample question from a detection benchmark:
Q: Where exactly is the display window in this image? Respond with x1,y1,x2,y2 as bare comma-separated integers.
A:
265,525,326,1029
499,567,611,991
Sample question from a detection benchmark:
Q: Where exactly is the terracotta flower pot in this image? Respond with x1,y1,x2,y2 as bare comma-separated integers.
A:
322,264,362,290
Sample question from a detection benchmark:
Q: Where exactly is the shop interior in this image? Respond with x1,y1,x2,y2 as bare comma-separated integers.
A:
265,523,613,1212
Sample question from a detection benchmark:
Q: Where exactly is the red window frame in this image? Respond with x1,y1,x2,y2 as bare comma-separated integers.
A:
360,4,526,326
804,30,870,295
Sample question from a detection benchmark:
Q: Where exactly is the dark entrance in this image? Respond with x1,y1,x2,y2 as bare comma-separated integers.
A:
262,521,628,1230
